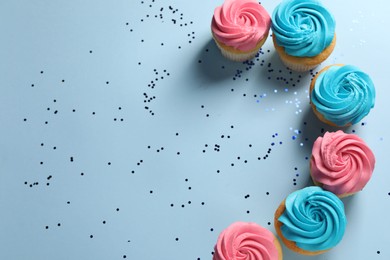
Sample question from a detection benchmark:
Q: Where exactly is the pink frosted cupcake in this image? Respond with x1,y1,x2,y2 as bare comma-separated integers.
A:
211,0,271,62
213,222,283,260
310,131,376,198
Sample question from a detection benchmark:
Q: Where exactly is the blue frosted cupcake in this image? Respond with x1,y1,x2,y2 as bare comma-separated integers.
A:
271,0,336,71
274,186,347,255
310,64,376,127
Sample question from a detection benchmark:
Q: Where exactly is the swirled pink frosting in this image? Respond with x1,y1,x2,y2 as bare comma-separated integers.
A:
211,0,271,51
213,222,280,260
311,131,375,196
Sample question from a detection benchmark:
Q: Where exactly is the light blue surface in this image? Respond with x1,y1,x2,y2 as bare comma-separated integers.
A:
0,0,389,259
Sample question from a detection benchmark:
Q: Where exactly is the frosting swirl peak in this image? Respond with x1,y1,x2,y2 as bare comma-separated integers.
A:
211,0,271,51
311,64,376,126
278,186,347,252
213,222,280,260
311,131,375,196
272,0,335,57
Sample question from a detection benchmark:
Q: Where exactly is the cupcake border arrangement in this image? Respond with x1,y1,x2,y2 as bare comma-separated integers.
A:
211,0,376,259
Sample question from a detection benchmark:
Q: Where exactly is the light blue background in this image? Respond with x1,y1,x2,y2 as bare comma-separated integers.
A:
0,0,388,259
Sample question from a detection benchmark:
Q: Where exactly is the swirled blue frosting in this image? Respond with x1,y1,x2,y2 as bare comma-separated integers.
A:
311,65,376,126
278,186,347,252
272,0,335,57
